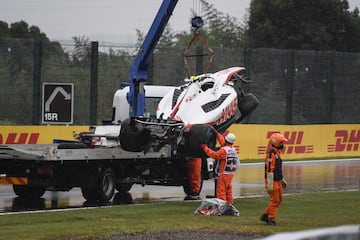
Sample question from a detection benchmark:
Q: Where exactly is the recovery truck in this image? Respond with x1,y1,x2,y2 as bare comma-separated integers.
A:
0,0,259,203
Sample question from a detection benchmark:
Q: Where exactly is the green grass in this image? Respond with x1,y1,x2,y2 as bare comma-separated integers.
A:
0,190,359,240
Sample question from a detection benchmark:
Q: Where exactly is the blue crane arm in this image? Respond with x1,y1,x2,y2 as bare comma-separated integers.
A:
128,0,179,117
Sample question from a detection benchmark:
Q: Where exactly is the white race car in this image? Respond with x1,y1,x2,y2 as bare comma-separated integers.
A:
119,67,259,157
157,67,258,132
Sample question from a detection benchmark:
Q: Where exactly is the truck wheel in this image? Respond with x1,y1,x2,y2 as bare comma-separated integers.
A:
81,168,116,203
13,185,46,198
119,118,151,152
237,93,259,119
99,168,116,202
185,124,216,158
81,186,98,202
116,183,134,193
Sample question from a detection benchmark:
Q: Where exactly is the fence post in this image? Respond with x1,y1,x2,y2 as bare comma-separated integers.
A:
326,51,334,123
243,48,252,124
285,51,295,124
90,41,98,125
244,48,252,79
32,40,42,125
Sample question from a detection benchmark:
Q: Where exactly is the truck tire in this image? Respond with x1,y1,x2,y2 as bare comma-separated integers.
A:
237,93,259,118
116,183,134,193
81,167,116,203
185,124,216,158
119,118,151,152
13,185,46,199
98,168,116,202
81,187,98,202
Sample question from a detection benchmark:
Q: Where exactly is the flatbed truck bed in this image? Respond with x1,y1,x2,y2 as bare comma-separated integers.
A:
0,142,213,203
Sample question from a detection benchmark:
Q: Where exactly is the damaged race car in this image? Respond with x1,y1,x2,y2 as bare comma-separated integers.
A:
119,66,259,157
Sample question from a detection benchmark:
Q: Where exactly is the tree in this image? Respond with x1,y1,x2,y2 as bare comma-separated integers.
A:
245,0,360,52
135,0,246,49
71,36,91,67
0,21,10,37
199,0,246,48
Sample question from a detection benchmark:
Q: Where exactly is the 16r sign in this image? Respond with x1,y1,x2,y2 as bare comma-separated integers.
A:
42,83,74,124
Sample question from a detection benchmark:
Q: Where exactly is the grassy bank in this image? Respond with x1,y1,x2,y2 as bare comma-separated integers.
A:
1,190,359,240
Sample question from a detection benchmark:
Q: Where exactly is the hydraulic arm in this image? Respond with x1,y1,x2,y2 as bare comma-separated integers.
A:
128,0,178,117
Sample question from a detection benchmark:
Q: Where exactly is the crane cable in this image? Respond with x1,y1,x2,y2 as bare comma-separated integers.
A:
193,0,202,18
184,0,214,78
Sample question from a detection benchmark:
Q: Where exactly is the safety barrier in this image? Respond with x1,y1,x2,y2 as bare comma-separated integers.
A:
229,124,360,160
0,126,89,144
0,124,359,160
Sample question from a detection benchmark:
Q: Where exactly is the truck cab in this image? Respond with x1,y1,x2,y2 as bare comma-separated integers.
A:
112,85,175,124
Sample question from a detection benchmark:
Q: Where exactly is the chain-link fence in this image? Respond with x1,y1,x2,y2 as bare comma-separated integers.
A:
0,38,359,125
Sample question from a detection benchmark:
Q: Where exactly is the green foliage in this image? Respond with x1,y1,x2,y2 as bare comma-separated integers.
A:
0,20,135,125
71,36,91,68
0,20,49,41
245,0,360,52
200,0,246,48
149,0,360,52
141,0,246,49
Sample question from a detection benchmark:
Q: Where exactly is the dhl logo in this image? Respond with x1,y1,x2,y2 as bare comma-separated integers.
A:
328,129,360,152
257,131,314,155
0,133,39,144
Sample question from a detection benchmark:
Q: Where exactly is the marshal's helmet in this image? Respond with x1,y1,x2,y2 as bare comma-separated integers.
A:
269,133,288,149
225,133,236,144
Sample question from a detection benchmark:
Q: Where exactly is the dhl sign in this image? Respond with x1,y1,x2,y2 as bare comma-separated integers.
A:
0,126,89,144
228,124,360,160
257,131,314,155
0,133,40,144
1,125,360,160
328,130,360,152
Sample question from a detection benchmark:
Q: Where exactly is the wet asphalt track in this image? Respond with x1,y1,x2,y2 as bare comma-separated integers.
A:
0,158,359,213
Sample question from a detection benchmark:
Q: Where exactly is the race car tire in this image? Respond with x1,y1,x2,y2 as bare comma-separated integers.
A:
119,118,151,152
237,93,260,119
185,124,216,158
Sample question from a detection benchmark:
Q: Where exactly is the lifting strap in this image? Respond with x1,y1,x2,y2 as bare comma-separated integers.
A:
183,16,215,78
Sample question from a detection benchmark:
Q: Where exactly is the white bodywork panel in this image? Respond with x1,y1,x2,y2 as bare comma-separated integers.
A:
157,67,244,126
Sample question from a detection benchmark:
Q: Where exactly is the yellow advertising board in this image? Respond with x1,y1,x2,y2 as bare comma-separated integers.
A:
229,124,360,160
0,124,359,160
0,125,89,144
